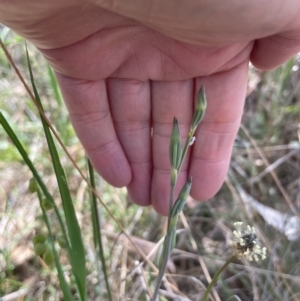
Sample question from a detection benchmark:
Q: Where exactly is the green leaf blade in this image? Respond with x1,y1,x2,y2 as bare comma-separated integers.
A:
26,48,87,300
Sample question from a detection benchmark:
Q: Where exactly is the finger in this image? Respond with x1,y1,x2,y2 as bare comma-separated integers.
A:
190,61,249,200
151,79,194,215
107,78,152,206
55,74,131,187
251,31,300,70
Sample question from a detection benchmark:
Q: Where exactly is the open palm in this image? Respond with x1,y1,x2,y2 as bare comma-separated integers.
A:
1,0,300,214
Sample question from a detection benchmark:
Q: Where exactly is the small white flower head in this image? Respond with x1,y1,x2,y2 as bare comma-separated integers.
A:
231,222,267,261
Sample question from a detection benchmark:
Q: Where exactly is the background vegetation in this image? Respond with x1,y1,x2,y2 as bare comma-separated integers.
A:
0,27,300,301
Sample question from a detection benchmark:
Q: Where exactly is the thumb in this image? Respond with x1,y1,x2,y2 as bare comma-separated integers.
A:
250,31,300,70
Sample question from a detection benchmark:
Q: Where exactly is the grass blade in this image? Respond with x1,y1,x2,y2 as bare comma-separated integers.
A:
47,64,63,106
88,160,112,301
36,190,75,301
26,48,87,301
0,112,73,301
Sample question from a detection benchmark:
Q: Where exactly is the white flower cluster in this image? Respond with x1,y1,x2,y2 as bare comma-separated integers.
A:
231,222,267,261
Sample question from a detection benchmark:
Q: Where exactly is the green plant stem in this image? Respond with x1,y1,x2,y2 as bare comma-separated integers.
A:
152,134,195,301
167,175,176,229
201,255,235,301
152,129,194,301
168,126,194,230
152,178,176,301
152,230,173,300
88,160,112,301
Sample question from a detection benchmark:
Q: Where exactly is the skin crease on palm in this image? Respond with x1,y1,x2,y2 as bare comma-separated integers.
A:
1,0,300,215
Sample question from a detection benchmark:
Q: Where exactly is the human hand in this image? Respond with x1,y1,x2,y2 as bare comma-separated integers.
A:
1,0,300,215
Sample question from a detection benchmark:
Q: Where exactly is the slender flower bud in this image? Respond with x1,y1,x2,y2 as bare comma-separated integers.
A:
171,177,192,218
33,234,47,245
34,242,48,256
43,251,55,265
28,178,38,193
169,178,192,231
191,86,207,131
42,197,53,211
170,167,177,186
169,117,182,170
